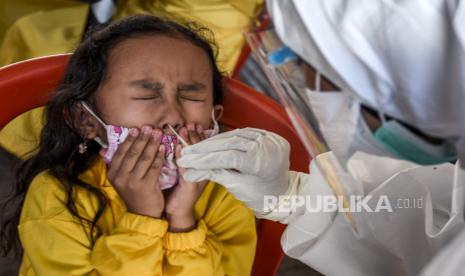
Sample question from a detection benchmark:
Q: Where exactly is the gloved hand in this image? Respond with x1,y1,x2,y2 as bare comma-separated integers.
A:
176,128,292,216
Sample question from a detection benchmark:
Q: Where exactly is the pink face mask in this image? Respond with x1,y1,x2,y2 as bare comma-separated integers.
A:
80,102,219,189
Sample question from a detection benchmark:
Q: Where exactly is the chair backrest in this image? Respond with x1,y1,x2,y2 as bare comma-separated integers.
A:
0,54,310,276
0,54,70,128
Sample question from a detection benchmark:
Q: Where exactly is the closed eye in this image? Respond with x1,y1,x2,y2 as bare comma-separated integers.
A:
132,95,161,100
180,97,205,102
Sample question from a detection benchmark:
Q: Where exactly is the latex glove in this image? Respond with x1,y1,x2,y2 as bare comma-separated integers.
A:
176,128,291,216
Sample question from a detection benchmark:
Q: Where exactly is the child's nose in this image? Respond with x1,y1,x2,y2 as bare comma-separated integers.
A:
158,105,184,133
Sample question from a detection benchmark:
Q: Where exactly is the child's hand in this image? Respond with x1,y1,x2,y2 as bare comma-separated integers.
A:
165,123,208,232
106,126,166,218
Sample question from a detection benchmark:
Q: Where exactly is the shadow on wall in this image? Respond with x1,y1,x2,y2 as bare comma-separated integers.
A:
0,146,21,276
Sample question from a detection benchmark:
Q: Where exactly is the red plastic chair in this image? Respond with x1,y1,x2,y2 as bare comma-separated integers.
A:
0,54,310,275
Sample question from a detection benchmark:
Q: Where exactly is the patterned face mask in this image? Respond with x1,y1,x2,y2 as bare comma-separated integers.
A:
80,101,219,189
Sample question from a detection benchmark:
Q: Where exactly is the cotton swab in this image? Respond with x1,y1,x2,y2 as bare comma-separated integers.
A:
167,125,189,147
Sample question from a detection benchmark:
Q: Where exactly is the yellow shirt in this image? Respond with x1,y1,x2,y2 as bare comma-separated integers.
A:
0,0,263,74
0,108,256,275
18,157,256,275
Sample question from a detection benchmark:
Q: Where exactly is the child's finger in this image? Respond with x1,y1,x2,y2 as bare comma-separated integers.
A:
196,124,206,140
133,129,163,179
187,123,201,144
174,143,181,159
119,126,153,174
107,128,139,178
143,144,165,181
179,127,190,145
174,144,186,174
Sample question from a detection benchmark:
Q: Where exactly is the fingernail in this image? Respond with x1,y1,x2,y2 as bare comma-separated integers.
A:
196,124,203,133
180,127,188,137
159,144,165,152
187,123,195,131
152,129,162,139
130,128,139,137
142,126,151,135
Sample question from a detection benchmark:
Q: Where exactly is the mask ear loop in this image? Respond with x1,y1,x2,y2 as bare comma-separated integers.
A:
211,109,219,132
80,101,107,127
80,101,109,148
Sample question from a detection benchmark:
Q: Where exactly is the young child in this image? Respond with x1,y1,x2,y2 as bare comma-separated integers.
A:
0,15,256,275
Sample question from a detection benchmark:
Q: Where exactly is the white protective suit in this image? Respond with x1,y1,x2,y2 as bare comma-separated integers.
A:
267,1,465,274
178,0,465,275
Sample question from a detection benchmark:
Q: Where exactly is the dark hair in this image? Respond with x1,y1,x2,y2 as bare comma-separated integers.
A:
0,15,224,256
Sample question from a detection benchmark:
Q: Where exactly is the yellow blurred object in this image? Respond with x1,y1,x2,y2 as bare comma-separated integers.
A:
0,106,45,159
0,1,88,66
0,0,263,74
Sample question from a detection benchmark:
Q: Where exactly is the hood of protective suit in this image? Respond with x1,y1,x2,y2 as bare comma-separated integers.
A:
268,0,465,164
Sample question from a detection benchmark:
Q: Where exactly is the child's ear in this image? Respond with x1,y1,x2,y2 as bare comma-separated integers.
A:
69,102,102,140
213,105,224,122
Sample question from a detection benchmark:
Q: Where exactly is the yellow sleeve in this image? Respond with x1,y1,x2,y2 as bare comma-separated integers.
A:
18,172,168,275
163,220,224,275
91,212,167,275
19,212,168,275
163,187,257,276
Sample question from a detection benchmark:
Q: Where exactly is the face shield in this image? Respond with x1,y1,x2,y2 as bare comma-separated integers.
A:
245,30,329,159
245,29,362,230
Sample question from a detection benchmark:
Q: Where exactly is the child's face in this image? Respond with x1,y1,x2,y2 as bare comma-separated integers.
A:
92,35,222,136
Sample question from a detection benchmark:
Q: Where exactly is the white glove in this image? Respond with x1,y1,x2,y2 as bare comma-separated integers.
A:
177,128,292,216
